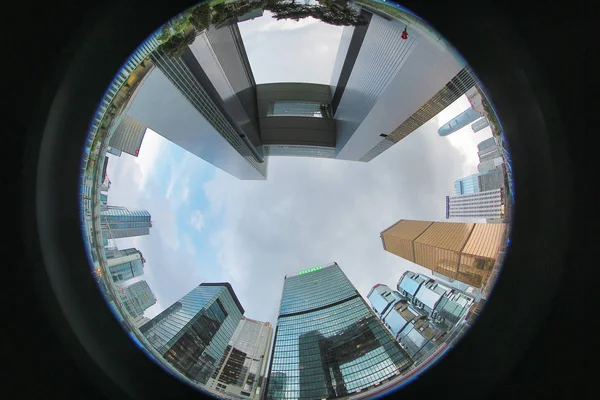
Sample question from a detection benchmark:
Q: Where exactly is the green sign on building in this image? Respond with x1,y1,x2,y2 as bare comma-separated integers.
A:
298,266,323,275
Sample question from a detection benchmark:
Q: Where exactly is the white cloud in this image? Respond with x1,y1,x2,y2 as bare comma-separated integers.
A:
189,210,205,232
238,11,343,84
257,14,321,32
183,234,197,256
203,119,475,324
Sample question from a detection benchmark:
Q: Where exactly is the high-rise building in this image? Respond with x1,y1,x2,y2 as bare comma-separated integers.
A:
117,280,156,319
265,263,412,400
100,205,152,239
208,317,273,400
471,117,490,133
141,283,244,385
446,188,505,220
397,272,474,328
477,156,504,173
99,193,108,205
105,247,146,283
437,107,482,136
107,115,147,157
454,167,505,195
122,7,473,179
367,273,474,360
380,219,507,288
131,314,151,329
477,137,502,162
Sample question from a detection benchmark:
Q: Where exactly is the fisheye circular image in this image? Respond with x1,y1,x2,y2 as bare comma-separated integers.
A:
79,1,513,399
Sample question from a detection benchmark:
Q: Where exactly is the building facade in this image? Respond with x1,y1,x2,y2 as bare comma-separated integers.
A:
100,206,152,239
131,314,151,329
208,317,273,400
105,247,146,283
437,107,482,137
471,117,490,133
478,137,502,162
454,167,505,195
446,188,504,220
380,219,507,288
107,114,147,157
265,263,412,400
121,7,474,179
141,283,244,385
367,273,474,360
117,280,156,319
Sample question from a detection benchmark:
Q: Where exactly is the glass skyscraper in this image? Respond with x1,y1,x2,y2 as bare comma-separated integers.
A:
437,107,482,136
140,283,244,385
454,172,483,195
265,263,412,400
117,280,156,319
100,205,152,239
105,247,145,283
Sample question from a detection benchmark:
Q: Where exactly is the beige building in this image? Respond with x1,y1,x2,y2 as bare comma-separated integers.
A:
381,219,507,288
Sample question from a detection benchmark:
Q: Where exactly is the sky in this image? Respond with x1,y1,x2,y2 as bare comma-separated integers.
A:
104,13,493,325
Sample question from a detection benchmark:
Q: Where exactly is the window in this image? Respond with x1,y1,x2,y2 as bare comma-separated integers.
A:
268,101,330,118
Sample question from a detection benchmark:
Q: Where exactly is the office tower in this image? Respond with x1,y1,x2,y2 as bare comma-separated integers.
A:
105,247,146,283
367,274,474,361
477,137,502,162
208,317,273,400
454,167,505,195
476,138,504,173
100,205,152,239
122,7,473,179
396,316,445,360
478,156,504,173
471,117,490,133
117,280,156,319
131,314,151,329
141,283,244,385
380,220,507,288
367,284,405,318
437,107,482,136
265,263,412,400
396,272,474,329
445,188,505,220
332,7,475,162
99,193,108,205
107,115,147,157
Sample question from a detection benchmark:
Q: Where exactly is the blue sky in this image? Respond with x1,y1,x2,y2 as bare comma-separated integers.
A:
104,13,493,324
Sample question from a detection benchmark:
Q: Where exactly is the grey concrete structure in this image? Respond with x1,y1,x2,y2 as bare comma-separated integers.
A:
122,7,475,180
471,117,490,133
107,115,147,157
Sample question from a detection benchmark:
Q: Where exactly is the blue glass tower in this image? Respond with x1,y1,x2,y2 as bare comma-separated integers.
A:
454,172,483,195
455,168,505,195
100,205,152,239
265,263,412,400
105,248,145,283
141,283,244,385
438,107,482,136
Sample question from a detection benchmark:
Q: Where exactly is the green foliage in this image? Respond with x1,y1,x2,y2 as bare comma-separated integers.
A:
158,29,197,59
265,1,365,26
189,2,212,32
